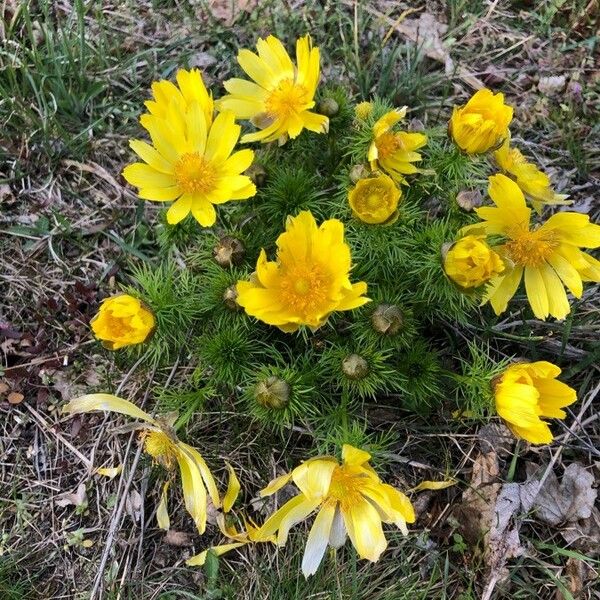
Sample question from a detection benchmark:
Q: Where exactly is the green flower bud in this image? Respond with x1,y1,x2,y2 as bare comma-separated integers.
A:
254,376,290,410
371,304,404,336
342,354,369,380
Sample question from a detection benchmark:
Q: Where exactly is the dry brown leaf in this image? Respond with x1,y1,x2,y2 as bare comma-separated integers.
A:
561,506,600,556
7,392,24,405
164,529,192,546
456,189,483,212
207,0,258,26
522,463,597,526
125,489,142,523
56,483,87,508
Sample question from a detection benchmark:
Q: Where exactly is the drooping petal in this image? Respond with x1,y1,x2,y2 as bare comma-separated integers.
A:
301,502,336,577
63,394,158,425
157,481,170,531
223,463,241,514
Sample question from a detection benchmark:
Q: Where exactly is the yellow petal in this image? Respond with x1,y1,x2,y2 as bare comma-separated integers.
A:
167,195,192,225
157,481,170,531
223,463,241,514
186,543,247,567
410,479,456,492
524,266,549,319
302,502,336,577
260,472,293,497
292,459,336,501
96,465,123,479
178,442,221,508
129,140,173,174
342,497,387,562
63,394,157,425
176,448,207,534
341,445,371,467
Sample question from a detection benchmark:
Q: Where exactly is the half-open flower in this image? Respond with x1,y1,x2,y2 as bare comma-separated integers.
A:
494,361,577,444
443,234,505,289
449,88,513,154
218,35,328,145
123,70,256,227
494,138,570,213
256,444,415,578
463,174,600,320
90,294,155,350
63,394,221,534
236,211,369,332
348,174,401,225
367,109,427,185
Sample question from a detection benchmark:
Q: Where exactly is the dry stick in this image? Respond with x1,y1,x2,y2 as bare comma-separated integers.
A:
481,379,600,600
88,357,166,600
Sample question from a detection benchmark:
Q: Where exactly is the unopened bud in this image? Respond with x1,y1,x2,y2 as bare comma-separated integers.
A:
349,164,369,183
255,376,290,410
342,354,369,380
355,101,373,120
246,164,267,187
318,98,339,117
213,236,245,268
223,285,240,310
371,304,404,336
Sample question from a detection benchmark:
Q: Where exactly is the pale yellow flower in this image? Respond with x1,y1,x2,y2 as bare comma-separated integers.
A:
494,362,577,444
91,294,155,350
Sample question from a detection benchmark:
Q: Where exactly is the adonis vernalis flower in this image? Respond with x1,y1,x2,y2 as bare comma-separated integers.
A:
465,174,600,320
443,234,505,289
494,362,577,444
218,35,329,144
348,174,401,225
91,294,155,350
63,394,221,533
449,88,513,154
494,138,570,213
367,108,427,184
256,444,415,577
123,70,256,227
236,211,368,332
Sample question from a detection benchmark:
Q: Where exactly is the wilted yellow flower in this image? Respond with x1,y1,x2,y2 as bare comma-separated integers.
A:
367,108,427,184
494,362,577,444
494,138,570,213
63,394,221,534
236,211,369,332
187,465,274,566
144,68,213,129
355,101,373,120
443,234,505,288
218,35,329,145
449,88,513,154
91,294,155,350
463,174,600,320
348,174,401,224
256,444,415,578
123,70,256,227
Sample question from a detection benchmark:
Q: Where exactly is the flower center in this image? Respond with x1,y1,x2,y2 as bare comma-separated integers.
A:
143,430,177,469
174,152,217,195
505,227,558,267
265,78,310,119
105,314,134,338
327,466,364,510
279,264,330,314
375,132,401,159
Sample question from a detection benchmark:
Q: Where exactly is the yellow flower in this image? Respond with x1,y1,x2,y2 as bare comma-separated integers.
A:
464,174,600,320
256,444,415,577
218,35,329,145
367,108,427,184
443,234,505,288
494,138,570,213
144,68,213,130
449,88,513,154
348,174,401,224
63,394,221,534
236,211,369,332
90,294,155,350
187,465,275,567
494,362,577,444
122,70,256,227
355,101,373,120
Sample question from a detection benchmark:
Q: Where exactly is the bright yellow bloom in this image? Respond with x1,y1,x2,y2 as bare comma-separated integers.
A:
443,234,505,288
449,88,513,154
90,294,155,350
494,362,577,444
355,101,373,120
236,211,369,332
123,70,256,227
465,174,600,320
144,68,213,130
367,108,427,184
256,444,415,577
218,35,329,145
63,394,221,533
187,465,275,567
348,174,401,224
494,138,570,213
